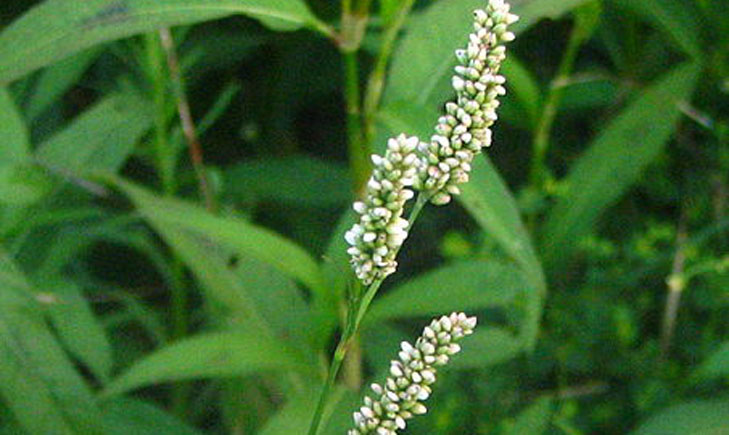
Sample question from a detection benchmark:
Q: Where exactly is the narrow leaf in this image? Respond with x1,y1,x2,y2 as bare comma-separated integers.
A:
103,331,304,397
0,0,326,85
102,398,202,435
366,260,523,323
24,48,101,120
631,399,729,435
540,62,700,269
36,93,153,175
450,327,523,369
112,179,326,295
611,0,702,58
384,0,590,109
459,156,547,349
225,157,352,207
692,341,729,382
43,280,113,383
0,251,103,434
507,397,553,435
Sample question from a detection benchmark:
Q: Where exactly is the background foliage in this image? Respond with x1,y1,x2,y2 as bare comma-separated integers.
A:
1,0,728,433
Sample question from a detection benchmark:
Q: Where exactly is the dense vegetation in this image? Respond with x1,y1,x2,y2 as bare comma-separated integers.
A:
0,0,727,433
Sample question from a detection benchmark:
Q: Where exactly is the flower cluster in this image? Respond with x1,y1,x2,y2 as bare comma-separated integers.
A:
344,134,421,285
349,312,477,434
417,0,518,205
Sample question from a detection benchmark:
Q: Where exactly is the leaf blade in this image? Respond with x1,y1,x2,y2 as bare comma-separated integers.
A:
0,0,325,84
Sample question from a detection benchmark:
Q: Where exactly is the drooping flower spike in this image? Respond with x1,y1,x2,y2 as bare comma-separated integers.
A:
417,0,518,205
348,312,477,434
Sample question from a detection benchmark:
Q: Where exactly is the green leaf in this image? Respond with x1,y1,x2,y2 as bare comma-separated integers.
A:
513,0,594,33
102,398,202,435
0,88,29,163
102,331,305,397
459,156,547,349
507,397,553,435
449,327,523,369
610,0,702,59
0,251,103,434
35,93,153,175
43,280,113,383
540,62,701,270
112,178,326,296
384,0,590,109
24,48,101,120
631,399,729,435
0,0,327,85
692,341,729,382
500,55,543,130
365,259,522,323
224,157,352,207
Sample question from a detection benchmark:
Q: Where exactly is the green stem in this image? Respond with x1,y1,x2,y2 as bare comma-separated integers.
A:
343,51,370,192
362,0,417,146
145,33,175,195
307,193,429,435
529,21,583,188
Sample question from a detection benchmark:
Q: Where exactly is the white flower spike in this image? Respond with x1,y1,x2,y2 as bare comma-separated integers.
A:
348,313,477,434
345,134,422,285
416,0,519,205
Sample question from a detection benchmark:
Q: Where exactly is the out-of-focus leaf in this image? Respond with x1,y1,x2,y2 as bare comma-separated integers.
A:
0,250,103,434
559,78,618,111
450,327,522,369
225,157,351,207
102,331,305,397
384,0,590,110
513,0,594,33
540,62,700,270
0,0,328,85
24,49,101,120
0,88,52,206
43,280,113,383
610,0,701,58
631,399,729,434
378,0,402,26
259,385,355,435
0,88,29,163
36,93,153,175
692,341,729,382
102,398,202,435
501,55,542,130
365,260,522,323
112,179,326,296
460,156,546,349
507,397,553,435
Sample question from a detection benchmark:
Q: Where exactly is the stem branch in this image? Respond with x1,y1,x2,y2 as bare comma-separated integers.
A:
158,27,216,212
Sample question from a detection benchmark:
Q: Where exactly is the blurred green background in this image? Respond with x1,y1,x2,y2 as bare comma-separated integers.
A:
0,0,728,433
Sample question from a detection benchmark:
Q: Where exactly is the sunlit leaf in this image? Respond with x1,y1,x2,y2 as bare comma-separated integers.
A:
0,0,328,85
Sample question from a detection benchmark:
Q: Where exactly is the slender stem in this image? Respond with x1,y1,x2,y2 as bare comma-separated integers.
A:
145,33,175,195
307,193,430,435
362,0,417,146
343,51,370,192
660,216,687,359
158,28,217,212
529,20,583,187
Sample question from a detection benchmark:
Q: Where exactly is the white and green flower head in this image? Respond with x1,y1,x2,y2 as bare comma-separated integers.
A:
348,312,477,434
345,134,422,285
416,0,518,205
